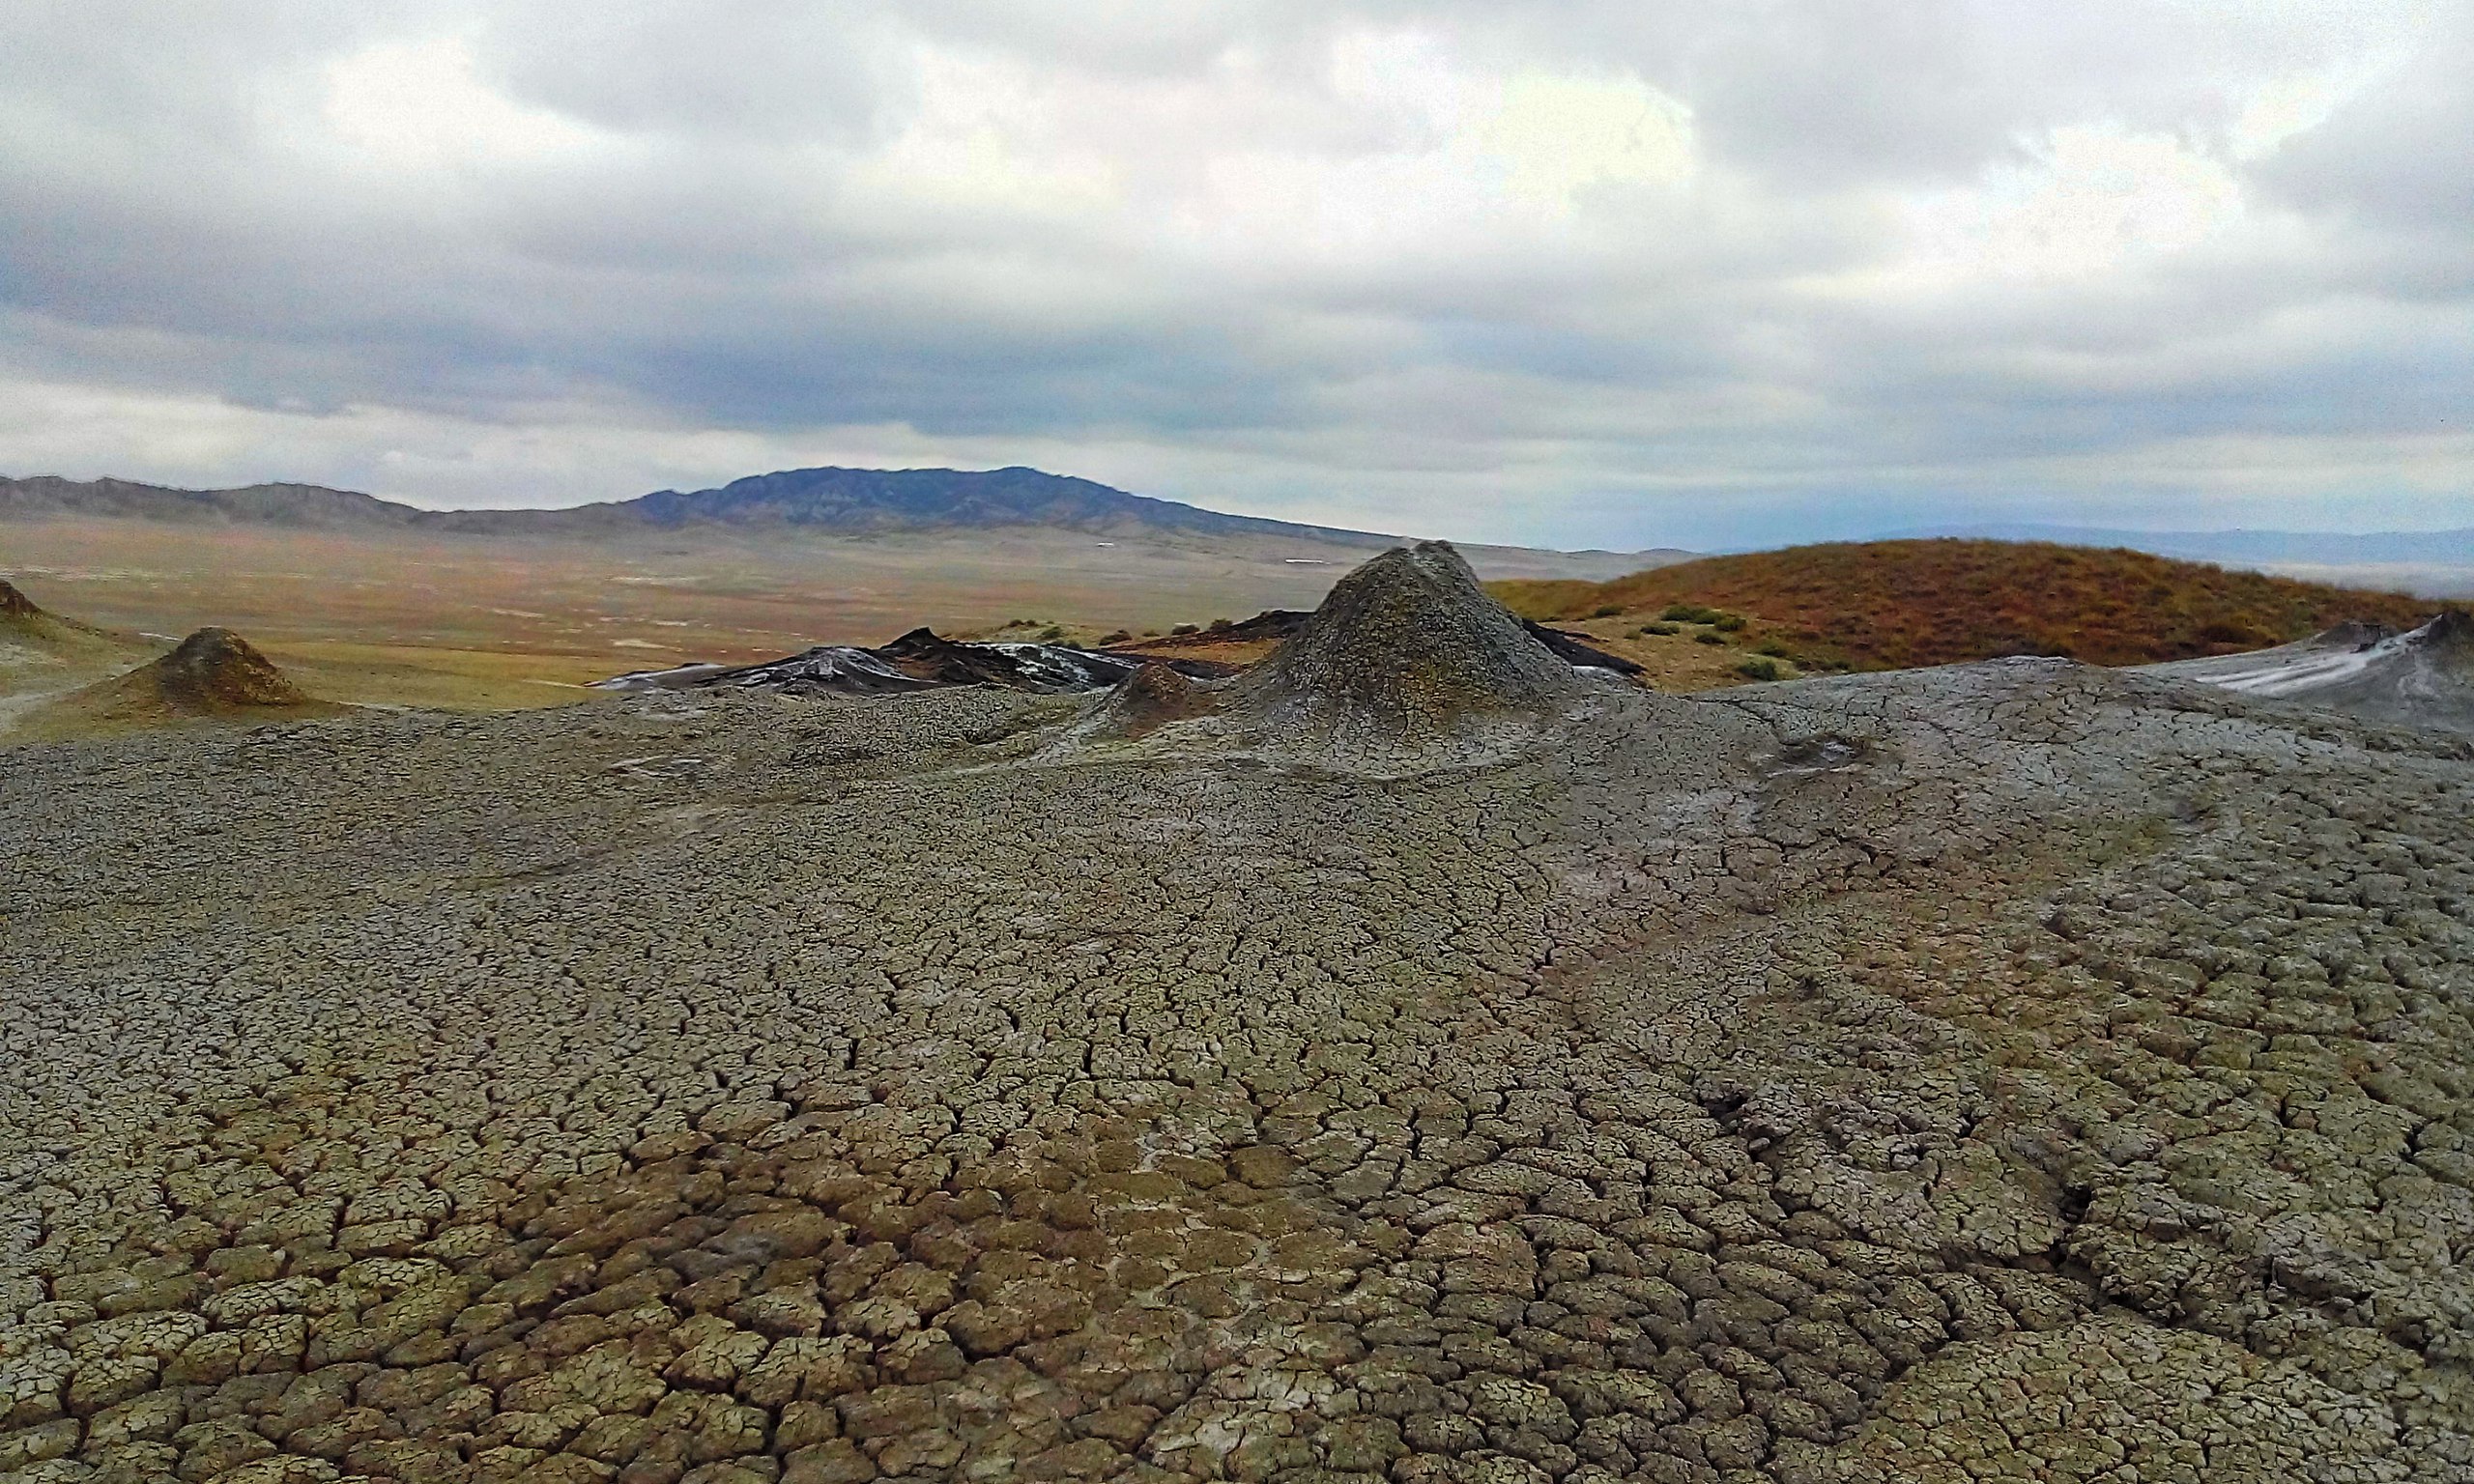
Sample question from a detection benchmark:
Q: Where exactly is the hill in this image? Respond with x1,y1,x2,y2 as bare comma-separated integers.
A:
0,474,429,531
15,625,344,740
0,577,157,734
1894,522,2474,601
1898,521,2474,567
0,575,128,650
1492,538,2439,671
1,571,112,647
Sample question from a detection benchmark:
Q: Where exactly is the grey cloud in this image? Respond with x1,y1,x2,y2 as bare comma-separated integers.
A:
2258,15,2474,237
0,1,2464,549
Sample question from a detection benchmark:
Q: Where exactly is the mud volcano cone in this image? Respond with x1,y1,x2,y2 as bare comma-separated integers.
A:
1228,540,1582,758
1085,662,1220,740
147,628,313,709
22,625,338,738
2147,605,2474,734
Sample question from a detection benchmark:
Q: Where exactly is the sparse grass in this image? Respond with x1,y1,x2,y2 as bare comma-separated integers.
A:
265,641,616,711
1489,579,1600,619
1495,539,2438,671
0,516,1366,676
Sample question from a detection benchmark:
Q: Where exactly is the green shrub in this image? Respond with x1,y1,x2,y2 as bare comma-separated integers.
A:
1712,614,1746,632
1756,641,1794,658
1662,603,1718,622
1170,623,1199,636
1735,657,1783,681
1693,631,1727,646
1589,604,1625,619
1636,622,1681,637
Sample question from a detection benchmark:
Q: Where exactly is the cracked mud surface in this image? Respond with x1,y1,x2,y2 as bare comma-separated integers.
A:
5,657,2473,1483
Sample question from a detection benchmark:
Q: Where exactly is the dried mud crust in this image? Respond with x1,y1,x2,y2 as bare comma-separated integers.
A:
1,661,2471,1483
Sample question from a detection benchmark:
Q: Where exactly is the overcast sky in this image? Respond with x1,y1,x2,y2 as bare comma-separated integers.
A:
1,3,2466,548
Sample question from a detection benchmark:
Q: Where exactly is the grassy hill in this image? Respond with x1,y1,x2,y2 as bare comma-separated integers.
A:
1491,539,2438,671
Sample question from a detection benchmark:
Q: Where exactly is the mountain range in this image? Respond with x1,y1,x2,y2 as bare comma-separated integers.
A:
0,466,1619,555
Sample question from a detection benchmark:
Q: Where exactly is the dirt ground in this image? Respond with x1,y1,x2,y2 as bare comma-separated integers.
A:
0,519,1673,726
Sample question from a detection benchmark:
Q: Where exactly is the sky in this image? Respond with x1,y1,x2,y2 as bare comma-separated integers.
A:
0,2,2467,550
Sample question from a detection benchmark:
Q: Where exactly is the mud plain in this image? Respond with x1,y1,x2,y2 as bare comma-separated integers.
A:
5,544,2472,1484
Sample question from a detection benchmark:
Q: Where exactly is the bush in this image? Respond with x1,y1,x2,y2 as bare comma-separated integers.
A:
1637,622,1681,637
1662,603,1719,622
1589,604,1625,619
1735,657,1784,681
1712,614,1746,632
1170,623,1199,636
1756,641,1794,658
1098,630,1133,645
1694,631,1728,646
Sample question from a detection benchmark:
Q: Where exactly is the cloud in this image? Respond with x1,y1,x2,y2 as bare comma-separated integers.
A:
0,1,2465,548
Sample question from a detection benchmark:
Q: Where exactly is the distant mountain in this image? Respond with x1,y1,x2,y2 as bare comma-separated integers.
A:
0,467,1401,546
0,475,431,531
616,467,1400,544
1893,522,2474,567
0,466,1690,581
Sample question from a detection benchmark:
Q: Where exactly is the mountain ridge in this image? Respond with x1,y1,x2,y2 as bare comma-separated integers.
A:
0,469,1690,576
0,466,1645,556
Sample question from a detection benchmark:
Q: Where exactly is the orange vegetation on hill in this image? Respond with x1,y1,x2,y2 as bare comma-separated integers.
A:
1491,539,2437,671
